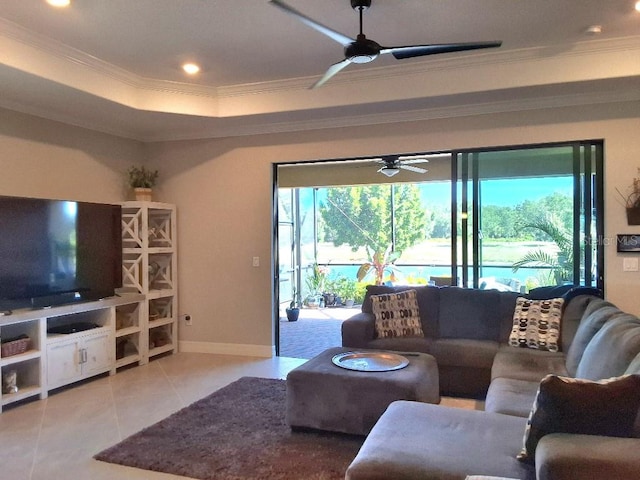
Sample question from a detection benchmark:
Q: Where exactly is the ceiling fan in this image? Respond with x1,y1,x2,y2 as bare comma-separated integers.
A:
269,0,502,88
374,155,429,177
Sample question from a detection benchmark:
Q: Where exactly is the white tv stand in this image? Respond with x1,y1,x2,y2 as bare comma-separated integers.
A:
0,294,143,412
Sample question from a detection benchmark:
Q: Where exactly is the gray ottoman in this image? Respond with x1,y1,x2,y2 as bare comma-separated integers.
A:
286,346,440,435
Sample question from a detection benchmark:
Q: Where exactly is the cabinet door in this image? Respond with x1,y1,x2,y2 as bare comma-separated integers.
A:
82,331,112,377
47,340,82,389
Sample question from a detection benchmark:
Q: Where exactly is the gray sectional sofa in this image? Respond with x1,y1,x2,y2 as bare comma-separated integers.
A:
341,285,640,480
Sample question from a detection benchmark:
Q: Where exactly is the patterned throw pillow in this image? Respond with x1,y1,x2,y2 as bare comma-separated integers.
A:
517,374,640,463
509,297,564,352
371,289,424,339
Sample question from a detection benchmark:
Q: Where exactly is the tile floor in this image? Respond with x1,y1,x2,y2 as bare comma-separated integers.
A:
0,352,480,480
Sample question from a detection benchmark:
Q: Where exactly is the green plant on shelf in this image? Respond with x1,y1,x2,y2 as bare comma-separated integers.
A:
127,165,159,189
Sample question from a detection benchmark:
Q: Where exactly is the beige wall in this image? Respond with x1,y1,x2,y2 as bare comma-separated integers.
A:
0,108,142,202
2,101,640,356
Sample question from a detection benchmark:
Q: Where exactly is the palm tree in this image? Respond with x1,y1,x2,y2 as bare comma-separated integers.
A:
511,216,574,285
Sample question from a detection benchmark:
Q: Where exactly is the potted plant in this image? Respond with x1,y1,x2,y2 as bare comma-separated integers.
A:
341,279,358,307
127,165,159,202
305,263,328,307
617,170,640,225
286,288,300,322
334,276,357,307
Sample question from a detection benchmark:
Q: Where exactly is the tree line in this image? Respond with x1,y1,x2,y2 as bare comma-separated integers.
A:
319,185,573,248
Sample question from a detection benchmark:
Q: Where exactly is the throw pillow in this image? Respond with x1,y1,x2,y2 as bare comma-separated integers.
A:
509,297,564,352
517,374,640,463
371,289,424,339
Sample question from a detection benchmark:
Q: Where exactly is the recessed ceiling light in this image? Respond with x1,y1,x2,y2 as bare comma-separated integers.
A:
46,0,71,7
635,1,640,12
182,63,200,75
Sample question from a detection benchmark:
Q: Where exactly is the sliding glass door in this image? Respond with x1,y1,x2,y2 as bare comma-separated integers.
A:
453,142,603,292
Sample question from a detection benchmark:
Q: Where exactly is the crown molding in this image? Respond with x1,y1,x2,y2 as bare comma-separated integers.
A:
141,83,640,142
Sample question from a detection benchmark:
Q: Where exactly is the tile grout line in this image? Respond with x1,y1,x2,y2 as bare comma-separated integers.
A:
156,357,189,409
108,373,124,442
28,399,49,480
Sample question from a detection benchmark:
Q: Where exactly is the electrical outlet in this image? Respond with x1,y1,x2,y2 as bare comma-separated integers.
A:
181,314,193,326
623,257,639,272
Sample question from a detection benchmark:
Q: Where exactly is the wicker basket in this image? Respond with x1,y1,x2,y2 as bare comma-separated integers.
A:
1,337,30,358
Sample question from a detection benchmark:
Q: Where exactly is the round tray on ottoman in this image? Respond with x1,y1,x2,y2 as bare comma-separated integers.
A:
286,346,440,436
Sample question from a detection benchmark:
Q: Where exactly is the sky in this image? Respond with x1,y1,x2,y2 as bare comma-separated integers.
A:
425,176,573,207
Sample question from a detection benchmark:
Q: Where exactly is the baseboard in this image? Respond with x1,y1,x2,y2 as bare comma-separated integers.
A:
178,340,275,358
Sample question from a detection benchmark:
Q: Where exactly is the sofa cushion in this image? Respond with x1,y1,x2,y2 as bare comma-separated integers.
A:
492,345,568,383
485,378,540,418
575,314,640,380
371,289,424,339
345,401,533,480
625,350,640,375
565,302,622,376
559,294,606,353
431,338,498,369
509,297,564,352
535,433,640,480
363,285,440,337
518,374,640,463
438,287,502,341
526,284,574,299
526,285,601,302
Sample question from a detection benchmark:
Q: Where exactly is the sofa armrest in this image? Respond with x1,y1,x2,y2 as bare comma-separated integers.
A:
341,312,375,348
535,433,640,480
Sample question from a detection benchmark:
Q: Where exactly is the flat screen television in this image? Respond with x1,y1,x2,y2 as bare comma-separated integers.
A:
0,196,122,311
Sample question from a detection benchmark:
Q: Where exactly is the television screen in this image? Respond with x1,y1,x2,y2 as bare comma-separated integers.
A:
0,196,122,311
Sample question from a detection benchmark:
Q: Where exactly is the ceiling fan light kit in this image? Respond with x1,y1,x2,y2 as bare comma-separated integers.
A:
374,155,429,177
379,166,400,177
269,0,502,88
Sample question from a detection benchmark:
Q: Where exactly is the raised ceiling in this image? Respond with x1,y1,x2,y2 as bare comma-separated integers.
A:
0,0,639,141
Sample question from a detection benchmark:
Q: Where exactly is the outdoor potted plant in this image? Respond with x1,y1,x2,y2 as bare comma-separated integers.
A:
305,263,328,308
334,276,357,307
127,165,159,202
286,289,300,322
340,279,358,307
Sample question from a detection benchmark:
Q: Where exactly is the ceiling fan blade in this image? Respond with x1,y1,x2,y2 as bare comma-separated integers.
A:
399,164,428,174
381,41,502,60
400,158,430,164
270,0,354,46
311,59,352,89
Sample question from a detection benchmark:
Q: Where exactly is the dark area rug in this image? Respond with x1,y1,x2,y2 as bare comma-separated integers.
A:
95,376,364,479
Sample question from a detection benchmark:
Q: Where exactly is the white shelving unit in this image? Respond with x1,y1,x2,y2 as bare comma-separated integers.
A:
120,202,178,363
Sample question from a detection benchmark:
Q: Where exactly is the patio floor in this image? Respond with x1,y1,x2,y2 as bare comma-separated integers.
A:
278,306,359,359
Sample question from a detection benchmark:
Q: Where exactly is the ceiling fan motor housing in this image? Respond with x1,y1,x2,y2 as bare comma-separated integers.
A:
345,35,381,63
351,0,371,11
